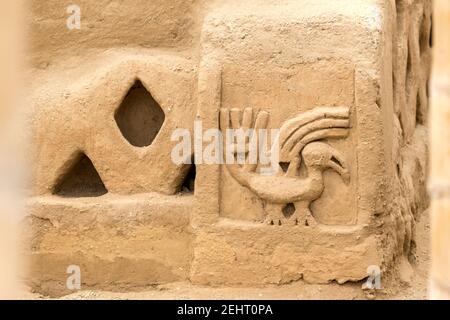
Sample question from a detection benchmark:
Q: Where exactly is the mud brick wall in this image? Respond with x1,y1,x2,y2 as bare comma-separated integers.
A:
25,0,431,296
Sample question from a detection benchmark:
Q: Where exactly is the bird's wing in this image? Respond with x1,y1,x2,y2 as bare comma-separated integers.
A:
279,106,350,162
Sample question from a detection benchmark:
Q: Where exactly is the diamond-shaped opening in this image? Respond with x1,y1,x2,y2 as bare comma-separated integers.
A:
282,203,295,218
52,153,107,198
115,80,165,147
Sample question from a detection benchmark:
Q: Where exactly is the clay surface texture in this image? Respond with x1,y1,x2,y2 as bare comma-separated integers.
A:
25,0,430,296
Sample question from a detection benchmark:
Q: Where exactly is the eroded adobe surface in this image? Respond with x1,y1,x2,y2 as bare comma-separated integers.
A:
25,0,430,296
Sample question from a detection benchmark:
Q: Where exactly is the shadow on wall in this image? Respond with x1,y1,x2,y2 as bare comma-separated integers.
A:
52,153,107,198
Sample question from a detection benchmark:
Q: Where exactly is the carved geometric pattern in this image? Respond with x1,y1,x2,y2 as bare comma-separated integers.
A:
115,80,165,147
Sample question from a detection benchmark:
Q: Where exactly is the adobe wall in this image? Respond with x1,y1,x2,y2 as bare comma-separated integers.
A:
24,0,430,296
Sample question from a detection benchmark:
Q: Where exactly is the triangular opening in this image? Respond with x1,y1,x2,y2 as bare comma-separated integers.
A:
179,155,196,194
115,80,165,147
53,153,107,198
279,162,290,173
180,164,196,194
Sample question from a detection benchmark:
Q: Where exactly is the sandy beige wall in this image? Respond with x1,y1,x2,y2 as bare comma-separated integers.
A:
0,0,24,299
430,0,450,300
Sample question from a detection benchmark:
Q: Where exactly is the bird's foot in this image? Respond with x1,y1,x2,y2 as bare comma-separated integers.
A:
264,203,302,226
265,213,301,226
266,218,303,226
264,203,283,226
265,215,283,226
304,212,318,227
264,203,317,226
292,202,318,227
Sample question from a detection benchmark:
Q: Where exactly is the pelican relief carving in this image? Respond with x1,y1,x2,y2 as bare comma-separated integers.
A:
220,106,351,226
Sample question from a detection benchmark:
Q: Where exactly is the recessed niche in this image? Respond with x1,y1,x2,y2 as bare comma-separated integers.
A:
115,80,165,147
53,153,107,197
180,164,196,194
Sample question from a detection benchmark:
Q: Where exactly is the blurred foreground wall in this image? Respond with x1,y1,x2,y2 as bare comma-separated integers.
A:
430,0,450,300
0,0,23,299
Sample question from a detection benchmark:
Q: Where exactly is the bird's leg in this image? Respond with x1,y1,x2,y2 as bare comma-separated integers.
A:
278,202,298,225
265,202,305,226
264,202,284,226
294,201,318,227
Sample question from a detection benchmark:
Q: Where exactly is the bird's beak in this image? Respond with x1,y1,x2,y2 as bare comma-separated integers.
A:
327,152,350,184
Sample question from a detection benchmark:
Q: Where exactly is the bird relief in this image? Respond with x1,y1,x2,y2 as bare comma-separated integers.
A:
219,106,351,226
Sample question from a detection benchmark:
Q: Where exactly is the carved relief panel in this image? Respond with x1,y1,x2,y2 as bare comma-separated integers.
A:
200,4,359,226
